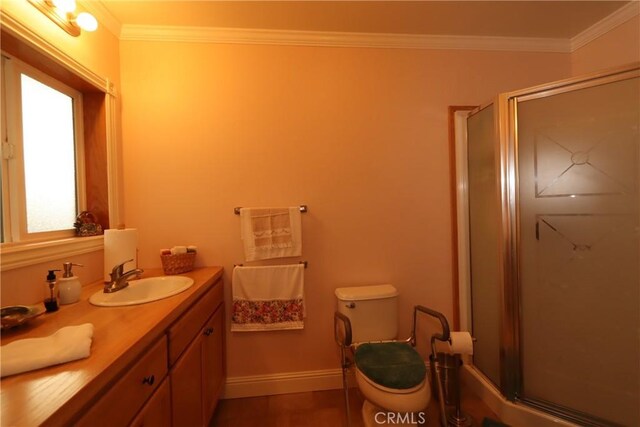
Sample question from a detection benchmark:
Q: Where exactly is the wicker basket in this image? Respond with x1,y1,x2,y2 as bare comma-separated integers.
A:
160,252,195,275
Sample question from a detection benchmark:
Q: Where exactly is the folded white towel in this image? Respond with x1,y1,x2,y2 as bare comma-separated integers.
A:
240,207,302,261
1,323,94,378
231,264,305,331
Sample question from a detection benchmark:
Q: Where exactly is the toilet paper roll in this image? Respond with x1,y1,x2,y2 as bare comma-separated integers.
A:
104,229,138,282
447,331,474,355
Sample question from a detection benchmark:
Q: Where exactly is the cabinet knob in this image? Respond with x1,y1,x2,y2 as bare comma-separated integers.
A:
142,375,155,386
204,327,214,336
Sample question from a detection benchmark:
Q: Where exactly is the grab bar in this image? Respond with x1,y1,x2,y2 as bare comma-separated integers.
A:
334,311,352,348
411,305,451,346
410,305,451,427
334,311,353,427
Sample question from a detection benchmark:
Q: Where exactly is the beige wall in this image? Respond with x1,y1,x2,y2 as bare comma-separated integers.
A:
119,41,570,377
1,252,104,306
571,15,640,76
0,2,120,305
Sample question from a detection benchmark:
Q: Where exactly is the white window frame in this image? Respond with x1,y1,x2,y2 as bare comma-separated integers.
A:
2,52,87,243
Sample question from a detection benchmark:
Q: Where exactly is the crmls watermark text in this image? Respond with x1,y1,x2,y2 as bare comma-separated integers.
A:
374,411,427,425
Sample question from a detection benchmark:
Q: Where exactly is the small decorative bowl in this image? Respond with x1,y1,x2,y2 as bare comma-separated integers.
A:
1,305,45,330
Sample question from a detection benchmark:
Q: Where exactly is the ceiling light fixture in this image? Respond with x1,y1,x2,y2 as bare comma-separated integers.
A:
28,0,98,37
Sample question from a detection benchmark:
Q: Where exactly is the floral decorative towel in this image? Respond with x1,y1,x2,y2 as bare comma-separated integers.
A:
231,264,305,331
240,207,302,261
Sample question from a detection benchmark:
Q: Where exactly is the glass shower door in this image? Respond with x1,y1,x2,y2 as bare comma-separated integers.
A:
467,104,503,389
515,76,639,426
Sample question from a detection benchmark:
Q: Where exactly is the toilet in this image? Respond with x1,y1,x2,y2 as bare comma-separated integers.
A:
335,285,431,425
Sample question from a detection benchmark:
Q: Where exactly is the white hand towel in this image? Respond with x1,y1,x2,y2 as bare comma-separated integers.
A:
1,323,94,378
240,207,302,261
231,264,304,331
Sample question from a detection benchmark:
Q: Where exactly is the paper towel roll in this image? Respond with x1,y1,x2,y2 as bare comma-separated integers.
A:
447,331,474,355
104,229,138,282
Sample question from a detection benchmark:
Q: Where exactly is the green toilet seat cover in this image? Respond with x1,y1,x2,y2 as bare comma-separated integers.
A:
354,342,426,390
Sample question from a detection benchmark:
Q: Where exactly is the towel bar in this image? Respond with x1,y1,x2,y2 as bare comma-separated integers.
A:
234,205,308,215
234,261,308,269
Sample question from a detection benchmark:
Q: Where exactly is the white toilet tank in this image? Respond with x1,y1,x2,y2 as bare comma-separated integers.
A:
335,284,399,343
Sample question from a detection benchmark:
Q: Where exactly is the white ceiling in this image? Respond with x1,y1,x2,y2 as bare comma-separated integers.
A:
97,1,632,39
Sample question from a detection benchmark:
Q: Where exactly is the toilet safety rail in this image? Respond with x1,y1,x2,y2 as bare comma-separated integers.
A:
334,311,353,349
334,311,354,426
333,305,451,356
410,305,451,356
333,305,452,427
411,305,452,427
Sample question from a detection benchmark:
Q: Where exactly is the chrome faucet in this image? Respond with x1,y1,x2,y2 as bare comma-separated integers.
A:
104,259,144,293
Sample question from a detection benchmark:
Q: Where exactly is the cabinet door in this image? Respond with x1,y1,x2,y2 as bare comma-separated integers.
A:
202,306,225,424
171,334,204,427
76,337,168,427
130,378,171,427
168,278,223,365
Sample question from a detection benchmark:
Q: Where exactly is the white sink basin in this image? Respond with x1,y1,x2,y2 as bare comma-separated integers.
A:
89,276,194,307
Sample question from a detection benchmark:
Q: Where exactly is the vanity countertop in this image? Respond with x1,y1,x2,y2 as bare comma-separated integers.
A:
0,266,224,427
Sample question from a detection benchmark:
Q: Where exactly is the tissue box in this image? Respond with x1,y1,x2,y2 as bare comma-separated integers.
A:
160,252,195,275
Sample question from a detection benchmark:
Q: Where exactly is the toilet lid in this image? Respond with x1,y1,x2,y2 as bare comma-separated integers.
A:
354,342,426,390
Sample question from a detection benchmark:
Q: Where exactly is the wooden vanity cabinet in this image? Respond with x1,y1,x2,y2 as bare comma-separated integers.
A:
73,275,225,427
0,268,226,427
129,378,172,427
169,279,225,426
201,307,225,421
171,340,203,425
75,337,169,427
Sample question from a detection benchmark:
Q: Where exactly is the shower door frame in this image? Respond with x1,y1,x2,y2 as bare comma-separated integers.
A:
465,63,640,425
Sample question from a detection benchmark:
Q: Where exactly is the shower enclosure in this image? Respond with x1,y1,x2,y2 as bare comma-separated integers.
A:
462,65,639,426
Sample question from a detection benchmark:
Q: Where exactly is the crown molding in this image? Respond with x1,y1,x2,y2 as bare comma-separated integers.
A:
96,1,636,53
571,1,640,52
120,25,571,52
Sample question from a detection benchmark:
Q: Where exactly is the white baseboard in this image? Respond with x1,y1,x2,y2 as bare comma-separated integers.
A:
222,368,356,399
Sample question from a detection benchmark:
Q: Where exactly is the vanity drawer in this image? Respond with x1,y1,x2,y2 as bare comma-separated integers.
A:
75,336,168,427
167,278,223,365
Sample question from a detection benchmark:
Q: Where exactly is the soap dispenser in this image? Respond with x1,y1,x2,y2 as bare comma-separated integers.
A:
44,269,60,312
59,262,83,305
